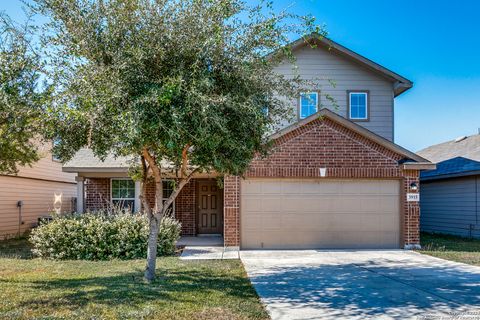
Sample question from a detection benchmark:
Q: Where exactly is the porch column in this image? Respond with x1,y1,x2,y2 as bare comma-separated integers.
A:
224,175,240,249
403,170,421,249
76,176,84,213
134,181,141,212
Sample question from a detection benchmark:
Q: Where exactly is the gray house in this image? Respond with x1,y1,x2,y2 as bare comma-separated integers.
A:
418,134,480,238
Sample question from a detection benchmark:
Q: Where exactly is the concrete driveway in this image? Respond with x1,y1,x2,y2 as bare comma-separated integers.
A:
241,250,480,320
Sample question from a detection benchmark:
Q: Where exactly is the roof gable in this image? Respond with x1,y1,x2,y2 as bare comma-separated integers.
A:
269,108,428,163
277,33,413,97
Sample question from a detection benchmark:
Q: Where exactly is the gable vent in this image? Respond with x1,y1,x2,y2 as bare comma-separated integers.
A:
454,136,467,143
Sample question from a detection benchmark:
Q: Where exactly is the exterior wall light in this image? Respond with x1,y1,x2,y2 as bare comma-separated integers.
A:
409,182,418,191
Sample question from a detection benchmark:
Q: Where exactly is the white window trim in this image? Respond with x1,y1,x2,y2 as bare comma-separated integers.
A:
111,178,136,209
162,179,176,217
299,92,319,119
110,178,176,216
349,92,368,120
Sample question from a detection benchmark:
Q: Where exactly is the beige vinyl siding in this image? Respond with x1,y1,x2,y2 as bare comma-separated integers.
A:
15,142,76,183
274,44,395,141
0,176,76,239
0,141,77,239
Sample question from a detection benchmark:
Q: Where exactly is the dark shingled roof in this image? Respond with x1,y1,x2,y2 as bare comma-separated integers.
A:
420,157,480,181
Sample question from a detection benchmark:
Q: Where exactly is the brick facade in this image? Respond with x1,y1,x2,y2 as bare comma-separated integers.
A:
144,179,197,236
223,116,421,248
84,178,110,211
174,180,196,236
224,176,240,246
84,117,422,248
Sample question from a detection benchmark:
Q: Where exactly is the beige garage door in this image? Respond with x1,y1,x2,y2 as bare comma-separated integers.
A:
241,179,401,249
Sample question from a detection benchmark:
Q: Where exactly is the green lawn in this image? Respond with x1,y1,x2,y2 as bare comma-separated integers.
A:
0,238,268,320
420,232,480,266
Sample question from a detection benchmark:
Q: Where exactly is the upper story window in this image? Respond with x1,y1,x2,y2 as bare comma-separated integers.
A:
111,179,135,211
299,92,319,119
348,91,369,120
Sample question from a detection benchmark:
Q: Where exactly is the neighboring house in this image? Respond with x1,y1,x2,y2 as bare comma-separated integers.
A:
63,34,435,250
418,134,480,238
0,142,77,239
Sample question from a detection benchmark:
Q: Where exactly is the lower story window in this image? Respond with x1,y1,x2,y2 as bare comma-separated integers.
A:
111,179,135,211
111,179,176,214
163,180,175,216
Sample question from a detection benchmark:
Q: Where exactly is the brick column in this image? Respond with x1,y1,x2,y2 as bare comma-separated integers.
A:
402,170,421,249
75,176,84,213
224,175,240,247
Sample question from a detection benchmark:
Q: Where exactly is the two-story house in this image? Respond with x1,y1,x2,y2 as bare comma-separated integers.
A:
62,34,435,250
0,142,77,239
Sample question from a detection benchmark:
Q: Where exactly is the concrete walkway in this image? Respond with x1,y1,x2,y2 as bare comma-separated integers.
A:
178,236,239,260
241,250,480,320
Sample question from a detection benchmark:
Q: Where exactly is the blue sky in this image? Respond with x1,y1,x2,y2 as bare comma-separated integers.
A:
2,0,480,151
272,0,480,151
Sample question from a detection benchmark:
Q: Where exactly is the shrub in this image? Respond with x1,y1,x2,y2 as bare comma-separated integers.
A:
30,211,181,260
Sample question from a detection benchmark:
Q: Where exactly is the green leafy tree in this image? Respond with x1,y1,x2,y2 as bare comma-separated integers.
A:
0,15,44,174
34,0,325,281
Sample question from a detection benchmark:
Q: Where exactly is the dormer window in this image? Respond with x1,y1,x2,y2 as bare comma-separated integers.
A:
299,92,319,119
348,91,369,121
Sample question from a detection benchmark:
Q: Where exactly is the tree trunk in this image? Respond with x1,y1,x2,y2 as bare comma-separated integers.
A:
144,164,164,282
141,149,198,282
144,214,160,281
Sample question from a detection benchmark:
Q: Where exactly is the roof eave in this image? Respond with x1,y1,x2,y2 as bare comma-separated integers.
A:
63,167,129,173
394,81,413,97
421,170,480,181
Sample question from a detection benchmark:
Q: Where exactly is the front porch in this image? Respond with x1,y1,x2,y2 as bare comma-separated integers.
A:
170,178,224,237
177,235,224,247
177,235,239,260
77,176,225,239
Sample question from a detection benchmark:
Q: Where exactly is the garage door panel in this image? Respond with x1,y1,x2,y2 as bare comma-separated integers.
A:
297,181,338,194
241,179,401,249
247,231,397,250
358,196,397,212
282,197,331,212
242,197,261,212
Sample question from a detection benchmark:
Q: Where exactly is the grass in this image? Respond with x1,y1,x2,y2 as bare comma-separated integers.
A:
420,232,480,266
0,237,33,259
0,238,269,320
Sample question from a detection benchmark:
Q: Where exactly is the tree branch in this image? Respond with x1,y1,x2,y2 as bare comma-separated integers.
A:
142,148,161,181
180,143,190,178
158,167,200,218
139,155,151,215
142,148,163,214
